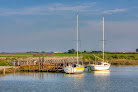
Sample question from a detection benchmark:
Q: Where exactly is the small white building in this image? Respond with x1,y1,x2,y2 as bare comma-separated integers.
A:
53,52,64,54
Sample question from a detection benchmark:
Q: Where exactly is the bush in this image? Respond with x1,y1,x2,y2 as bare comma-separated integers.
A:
112,54,119,59
119,55,126,59
0,60,12,66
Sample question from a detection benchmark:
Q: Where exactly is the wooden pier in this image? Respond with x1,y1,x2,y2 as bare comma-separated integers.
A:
16,57,83,72
20,64,64,72
0,66,19,76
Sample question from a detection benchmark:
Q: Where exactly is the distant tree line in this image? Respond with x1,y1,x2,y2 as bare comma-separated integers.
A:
26,51,47,53
83,50,102,54
136,48,138,52
33,54,53,57
67,49,103,54
68,49,76,54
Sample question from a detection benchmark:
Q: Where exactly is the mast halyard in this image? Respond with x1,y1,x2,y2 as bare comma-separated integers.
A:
77,14,79,64
103,17,104,62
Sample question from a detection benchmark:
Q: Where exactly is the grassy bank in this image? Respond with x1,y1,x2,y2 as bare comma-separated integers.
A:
0,60,12,66
0,53,138,65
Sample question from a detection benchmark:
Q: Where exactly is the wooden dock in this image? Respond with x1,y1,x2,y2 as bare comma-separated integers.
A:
6,57,83,73
20,64,64,72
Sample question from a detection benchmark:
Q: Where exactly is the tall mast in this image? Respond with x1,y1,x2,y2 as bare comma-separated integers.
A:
103,17,104,62
77,14,79,64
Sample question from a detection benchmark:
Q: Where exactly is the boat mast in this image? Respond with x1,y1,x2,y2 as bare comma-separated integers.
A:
77,14,79,64
103,17,104,62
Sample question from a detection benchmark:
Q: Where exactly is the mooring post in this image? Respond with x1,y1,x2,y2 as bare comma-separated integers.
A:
14,61,15,66
63,60,64,68
34,60,35,65
95,56,96,64
29,64,30,71
13,67,15,76
27,60,28,65
89,58,90,65
47,65,48,72
98,53,99,62
3,68,5,76
42,57,44,69
39,57,40,71
56,64,58,72
18,60,19,66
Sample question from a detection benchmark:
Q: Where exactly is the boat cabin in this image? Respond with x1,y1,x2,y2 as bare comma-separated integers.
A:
96,62,109,66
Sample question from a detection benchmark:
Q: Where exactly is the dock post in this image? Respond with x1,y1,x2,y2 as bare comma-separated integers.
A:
14,61,15,66
27,60,28,65
89,57,90,64
29,64,30,71
18,60,19,66
42,57,44,69
39,57,40,71
13,67,15,76
95,56,96,64
3,68,5,76
57,64,58,72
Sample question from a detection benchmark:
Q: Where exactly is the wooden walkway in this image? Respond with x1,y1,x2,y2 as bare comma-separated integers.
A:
20,64,64,72
7,57,83,73
13,57,83,66
0,66,19,70
0,66,19,75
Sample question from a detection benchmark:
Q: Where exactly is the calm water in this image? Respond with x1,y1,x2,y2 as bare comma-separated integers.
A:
0,66,138,92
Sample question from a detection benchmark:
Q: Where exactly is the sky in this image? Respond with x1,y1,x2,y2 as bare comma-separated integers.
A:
0,0,138,52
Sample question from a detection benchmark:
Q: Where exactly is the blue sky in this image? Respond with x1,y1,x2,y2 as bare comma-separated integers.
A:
0,0,138,52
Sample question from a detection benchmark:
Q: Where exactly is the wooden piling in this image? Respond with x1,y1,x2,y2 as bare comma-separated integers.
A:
18,60,19,66
3,68,5,76
39,57,40,71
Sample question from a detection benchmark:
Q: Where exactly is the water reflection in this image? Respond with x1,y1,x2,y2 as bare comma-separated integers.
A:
3,75,5,80
63,73,84,78
38,72,44,79
93,70,110,76
0,66,138,92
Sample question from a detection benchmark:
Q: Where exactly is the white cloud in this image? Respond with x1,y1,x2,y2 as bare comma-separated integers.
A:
48,2,96,11
0,2,129,16
103,8,127,14
0,2,96,16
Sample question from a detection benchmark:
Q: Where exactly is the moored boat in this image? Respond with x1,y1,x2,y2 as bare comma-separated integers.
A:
87,17,111,71
87,62,110,71
64,14,84,73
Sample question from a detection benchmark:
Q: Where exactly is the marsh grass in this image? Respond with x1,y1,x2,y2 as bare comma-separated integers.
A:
0,53,138,65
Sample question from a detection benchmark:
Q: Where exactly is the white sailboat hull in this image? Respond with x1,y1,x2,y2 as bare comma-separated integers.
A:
91,65,110,71
87,63,110,71
64,66,84,73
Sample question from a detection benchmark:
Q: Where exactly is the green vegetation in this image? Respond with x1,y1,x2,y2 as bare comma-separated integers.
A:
136,48,138,52
0,60,12,66
0,53,138,59
0,53,138,65
0,53,33,57
68,49,76,54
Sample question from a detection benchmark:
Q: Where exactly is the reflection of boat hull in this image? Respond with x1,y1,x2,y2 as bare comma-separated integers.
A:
94,70,110,76
64,67,84,73
87,63,110,71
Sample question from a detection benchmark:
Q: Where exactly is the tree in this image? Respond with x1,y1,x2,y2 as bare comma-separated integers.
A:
84,50,87,53
136,48,138,52
71,49,75,53
41,51,45,53
68,49,75,54
68,50,72,54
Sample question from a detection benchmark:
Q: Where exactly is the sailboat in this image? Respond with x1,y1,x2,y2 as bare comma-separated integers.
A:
87,17,111,71
64,14,84,73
